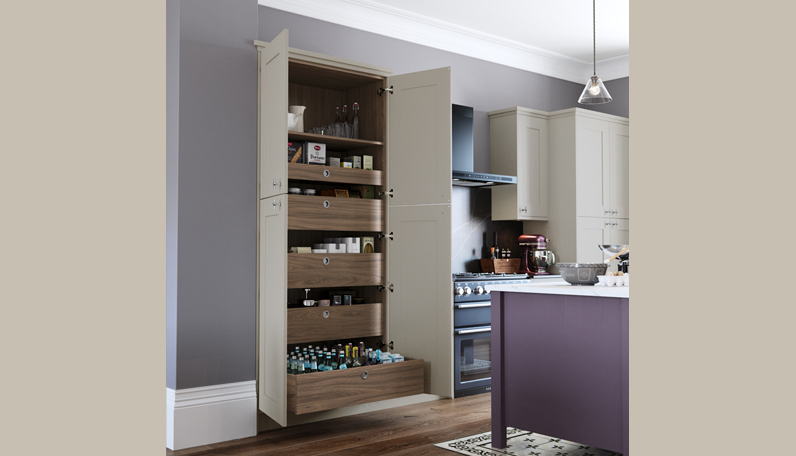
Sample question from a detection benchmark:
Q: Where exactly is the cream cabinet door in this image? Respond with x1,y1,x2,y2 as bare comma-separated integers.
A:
258,196,288,426
609,122,630,218
386,68,452,207
576,217,609,263
386,204,452,398
517,113,548,220
576,116,610,218
611,218,630,245
258,29,288,200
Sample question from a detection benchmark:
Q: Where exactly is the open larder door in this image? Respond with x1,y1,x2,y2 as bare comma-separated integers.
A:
385,68,453,398
257,29,289,427
258,29,288,200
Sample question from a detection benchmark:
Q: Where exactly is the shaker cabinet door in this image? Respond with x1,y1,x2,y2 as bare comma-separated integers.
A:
258,196,288,426
258,29,289,199
576,117,610,218
386,204,452,398
576,217,609,264
386,67,452,207
518,113,548,220
609,122,630,218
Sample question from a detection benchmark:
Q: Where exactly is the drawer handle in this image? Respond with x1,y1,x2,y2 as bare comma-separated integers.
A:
323,200,330,208
323,310,330,318
455,303,491,309
361,371,368,380
456,327,491,335
323,169,330,178
323,257,330,265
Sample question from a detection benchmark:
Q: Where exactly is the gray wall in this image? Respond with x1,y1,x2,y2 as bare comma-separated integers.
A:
167,0,259,390
166,0,179,390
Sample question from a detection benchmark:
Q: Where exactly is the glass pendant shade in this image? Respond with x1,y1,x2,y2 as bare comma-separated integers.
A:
578,75,612,104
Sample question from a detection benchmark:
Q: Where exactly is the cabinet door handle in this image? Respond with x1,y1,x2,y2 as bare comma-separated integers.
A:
605,221,610,227
605,209,610,215
273,199,281,210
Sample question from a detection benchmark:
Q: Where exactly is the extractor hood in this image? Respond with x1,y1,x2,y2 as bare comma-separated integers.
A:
451,104,517,188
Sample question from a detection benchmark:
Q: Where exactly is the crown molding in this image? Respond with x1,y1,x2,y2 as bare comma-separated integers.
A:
258,0,628,83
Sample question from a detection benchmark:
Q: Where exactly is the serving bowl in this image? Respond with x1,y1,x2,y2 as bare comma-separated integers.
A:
558,263,608,286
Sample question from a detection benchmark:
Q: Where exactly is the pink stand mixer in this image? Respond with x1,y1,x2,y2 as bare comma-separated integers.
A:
518,234,556,276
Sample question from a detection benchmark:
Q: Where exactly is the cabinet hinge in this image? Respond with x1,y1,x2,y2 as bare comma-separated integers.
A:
377,232,394,241
378,340,394,350
377,284,394,292
377,86,394,96
378,189,394,198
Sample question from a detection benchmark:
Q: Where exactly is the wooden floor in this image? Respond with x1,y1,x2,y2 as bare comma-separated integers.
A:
168,393,491,456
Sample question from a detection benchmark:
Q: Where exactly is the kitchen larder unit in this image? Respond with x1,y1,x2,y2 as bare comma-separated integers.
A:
525,108,629,267
489,107,549,221
255,30,453,428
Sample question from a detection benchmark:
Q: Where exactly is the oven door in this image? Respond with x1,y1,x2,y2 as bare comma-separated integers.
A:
453,325,492,397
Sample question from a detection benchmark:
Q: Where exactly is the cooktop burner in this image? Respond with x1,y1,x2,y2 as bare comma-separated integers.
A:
452,272,530,282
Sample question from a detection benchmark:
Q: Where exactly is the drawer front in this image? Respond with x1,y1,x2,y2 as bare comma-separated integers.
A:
288,253,383,288
287,359,424,415
287,304,384,345
454,305,491,327
288,195,383,232
288,163,383,186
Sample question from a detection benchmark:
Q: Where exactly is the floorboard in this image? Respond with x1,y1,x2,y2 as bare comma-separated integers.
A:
168,393,491,456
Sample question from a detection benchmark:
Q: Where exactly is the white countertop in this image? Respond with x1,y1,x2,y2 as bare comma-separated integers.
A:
489,282,629,298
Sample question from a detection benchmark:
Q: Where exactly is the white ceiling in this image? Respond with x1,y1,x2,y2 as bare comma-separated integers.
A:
259,0,629,83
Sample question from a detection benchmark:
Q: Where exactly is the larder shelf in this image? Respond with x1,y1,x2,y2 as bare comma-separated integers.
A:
287,303,383,345
287,359,424,415
288,132,383,152
288,163,383,186
287,194,383,231
287,253,383,289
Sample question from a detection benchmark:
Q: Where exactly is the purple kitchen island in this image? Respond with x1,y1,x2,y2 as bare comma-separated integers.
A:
490,282,629,455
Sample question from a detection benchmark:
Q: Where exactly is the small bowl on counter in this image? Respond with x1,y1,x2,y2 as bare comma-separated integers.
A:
558,263,608,286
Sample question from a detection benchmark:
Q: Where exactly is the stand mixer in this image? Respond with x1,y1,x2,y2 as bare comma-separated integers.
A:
518,235,556,276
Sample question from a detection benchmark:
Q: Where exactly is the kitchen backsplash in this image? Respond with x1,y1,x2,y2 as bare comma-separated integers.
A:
452,186,524,273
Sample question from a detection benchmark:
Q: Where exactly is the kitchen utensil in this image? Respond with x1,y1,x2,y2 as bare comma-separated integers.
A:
302,300,318,307
557,263,608,286
518,234,555,275
604,246,630,263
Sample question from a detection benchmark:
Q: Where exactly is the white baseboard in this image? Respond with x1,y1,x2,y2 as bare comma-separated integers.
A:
166,380,257,451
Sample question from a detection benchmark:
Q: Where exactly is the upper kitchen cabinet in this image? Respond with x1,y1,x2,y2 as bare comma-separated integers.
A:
567,109,630,219
255,31,452,427
534,108,630,266
489,107,549,221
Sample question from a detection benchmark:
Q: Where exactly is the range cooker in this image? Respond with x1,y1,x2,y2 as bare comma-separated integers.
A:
452,272,534,397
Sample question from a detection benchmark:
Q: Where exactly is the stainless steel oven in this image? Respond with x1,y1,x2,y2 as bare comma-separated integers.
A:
452,273,533,397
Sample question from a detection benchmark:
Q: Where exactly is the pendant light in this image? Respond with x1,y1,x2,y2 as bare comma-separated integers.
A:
578,0,612,104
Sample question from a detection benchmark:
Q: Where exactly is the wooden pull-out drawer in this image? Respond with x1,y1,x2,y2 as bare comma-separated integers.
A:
288,163,383,186
288,253,383,288
287,303,383,345
287,359,424,415
288,195,383,232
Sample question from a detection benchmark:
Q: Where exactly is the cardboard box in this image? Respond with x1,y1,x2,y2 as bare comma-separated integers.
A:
342,162,353,168
287,141,306,164
328,156,340,167
361,236,375,253
351,185,374,199
362,155,373,170
345,156,362,169
307,142,326,165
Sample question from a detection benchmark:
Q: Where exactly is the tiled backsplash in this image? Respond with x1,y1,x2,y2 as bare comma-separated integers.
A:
452,186,524,273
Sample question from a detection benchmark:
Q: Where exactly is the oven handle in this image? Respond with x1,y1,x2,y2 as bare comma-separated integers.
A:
456,326,492,335
455,302,491,309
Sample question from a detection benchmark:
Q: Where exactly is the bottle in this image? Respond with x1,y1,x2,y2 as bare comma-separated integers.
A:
490,247,496,259
342,105,350,138
297,356,305,374
352,347,361,367
287,353,292,374
310,356,318,373
324,354,333,371
334,107,343,136
338,348,347,369
352,102,360,139
493,231,500,259
317,354,325,372
290,356,298,374
345,344,353,365
330,350,339,370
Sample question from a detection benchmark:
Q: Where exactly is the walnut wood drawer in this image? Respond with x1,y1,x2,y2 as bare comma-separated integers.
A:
287,253,383,288
287,304,384,345
287,195,383,231
288,163,383,186
287,359,424,415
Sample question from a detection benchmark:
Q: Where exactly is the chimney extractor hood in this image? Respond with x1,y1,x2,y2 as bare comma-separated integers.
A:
451,104,516,188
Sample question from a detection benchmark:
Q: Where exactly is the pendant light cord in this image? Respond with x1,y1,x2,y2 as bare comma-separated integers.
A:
593,0,596,76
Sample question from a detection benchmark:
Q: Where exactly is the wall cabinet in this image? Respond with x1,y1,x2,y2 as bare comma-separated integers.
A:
489,107,549,221
255,30,452,427
525,108,630,266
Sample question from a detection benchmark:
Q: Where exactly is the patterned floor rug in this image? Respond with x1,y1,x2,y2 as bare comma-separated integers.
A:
433,428,622,456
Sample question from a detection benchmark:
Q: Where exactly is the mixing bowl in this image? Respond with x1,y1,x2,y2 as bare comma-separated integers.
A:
558,263,608,286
